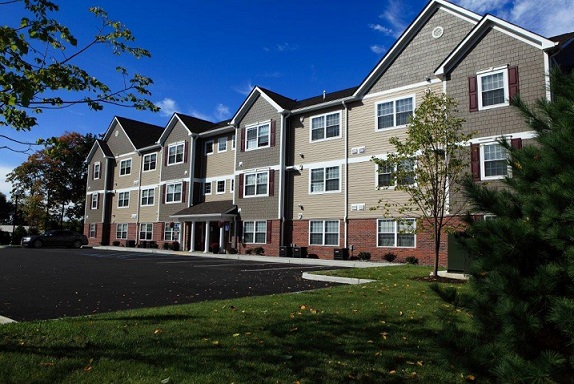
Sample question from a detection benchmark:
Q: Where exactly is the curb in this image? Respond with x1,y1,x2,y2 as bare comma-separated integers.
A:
0,315,17,324
302,272,376,285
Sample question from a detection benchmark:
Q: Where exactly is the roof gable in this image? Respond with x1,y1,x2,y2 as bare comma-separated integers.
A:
230,86,295,125
102,116,163,152
85,139,113,164
159,113,215,144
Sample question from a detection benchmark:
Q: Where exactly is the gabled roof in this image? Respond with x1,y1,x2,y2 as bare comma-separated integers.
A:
292,86,358,111
550,32,574,48
434,14,558,78
85,139,113,164
159,113,214,144
171,200,236,218
115,116,164,150
230,86,295,125
354,0,481,97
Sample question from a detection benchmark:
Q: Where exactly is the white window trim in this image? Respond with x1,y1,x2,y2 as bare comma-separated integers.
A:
245,121,271,151
165,182,183,203
309,166,341,195
140,188,155,206
167,142,185,166
376,218,416,248
205,140,214,155
116,223,128,240
374,159,416,188
139,223,153,241
477,66,509,111
480,143,510,181
117,191,130,208
143,153,157,172
89,223,97,238
230,178,235,193
309,220,340,246
216,179,226,194
231,134,236,150
243,220,267,244
218,137,227,153
93,162,101,180
375,94,415,131
164,222,181,242
243,170,269,198
119,158,132,176
91,193,98,209
309,111,342,143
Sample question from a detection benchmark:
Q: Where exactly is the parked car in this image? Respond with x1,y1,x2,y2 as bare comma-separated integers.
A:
21,230,88,249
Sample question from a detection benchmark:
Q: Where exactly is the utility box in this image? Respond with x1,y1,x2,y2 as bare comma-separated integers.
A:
447,233,471,273
334,248,349,260
293,246,308,258
279,246,293,257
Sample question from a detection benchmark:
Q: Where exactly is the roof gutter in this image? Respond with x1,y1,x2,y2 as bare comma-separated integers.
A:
290,96,357,115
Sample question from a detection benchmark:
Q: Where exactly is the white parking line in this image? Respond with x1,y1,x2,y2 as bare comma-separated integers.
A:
241,266,323,272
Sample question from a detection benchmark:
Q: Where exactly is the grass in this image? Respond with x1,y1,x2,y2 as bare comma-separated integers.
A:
0,265,472,383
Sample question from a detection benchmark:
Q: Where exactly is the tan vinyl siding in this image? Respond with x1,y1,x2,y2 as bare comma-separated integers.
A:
106,122,135,157
161,121,191,182
111,189,139,223
86,149,107,192
204,177,234,203
140,152,160,186
115,155,140,190
202,134,235,177
138,199,158,223
368,9,474,95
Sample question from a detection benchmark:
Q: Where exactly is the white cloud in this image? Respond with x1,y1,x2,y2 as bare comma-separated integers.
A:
154,98,180,117
0,165,14,198
455,0,511,14
215,104,230,120
370,44,387,55
379,0,409,38
369,23,393,35
188,109,212,121
234,82,254,96
276,42,299,52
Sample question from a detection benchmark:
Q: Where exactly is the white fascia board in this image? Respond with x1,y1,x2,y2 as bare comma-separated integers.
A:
230,87,286,126
290,96,357,115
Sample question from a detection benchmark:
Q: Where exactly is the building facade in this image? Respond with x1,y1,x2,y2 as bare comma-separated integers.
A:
84,0,573,265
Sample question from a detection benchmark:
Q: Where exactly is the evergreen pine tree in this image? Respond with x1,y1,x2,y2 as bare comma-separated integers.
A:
434,69,574,383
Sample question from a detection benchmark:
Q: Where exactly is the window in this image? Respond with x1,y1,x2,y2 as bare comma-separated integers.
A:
377,219,415,248
397,159,415,186
89,223,96,238
143,153,157,171
478,69,508,109
216,180,226,194
246,123,270,150
166,183,182,203
118,191,129,207
93,162,101,180
230,178,234,192
376,159,415,187
119,159,131,176
167,143,184,165
481,143,508,179
309,220,339,246
205,140,214,155
116,223,128,239
310,166,340,193
218,137,227,152
311,112,340,141
376,96,414,130
377,164,393,187
164,222,181,241
245,171,268,197
141,188,155,206
204,182,212,195
91,193,98,209
139,223,153,241
243,221,267,244
231,134,236,150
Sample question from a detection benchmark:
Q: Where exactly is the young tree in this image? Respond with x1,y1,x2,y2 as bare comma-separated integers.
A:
434,69,574,382
372,91,470,277
0,192,14,224
0,0,158,145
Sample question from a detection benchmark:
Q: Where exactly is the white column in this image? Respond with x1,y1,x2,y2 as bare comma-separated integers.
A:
219,223,224,252
204,221,211,253
189,221,196,252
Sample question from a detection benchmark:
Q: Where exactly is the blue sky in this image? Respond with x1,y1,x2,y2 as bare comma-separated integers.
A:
1,0,573,197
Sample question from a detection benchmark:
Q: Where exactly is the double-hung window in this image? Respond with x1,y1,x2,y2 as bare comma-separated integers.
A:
204,182,212,195
91,193,98,209
139,223,153,241
243,221,267,244
164,222,180,241
89,223,96,238
478,68,508,110
143,153,157,171
116,223,128,239
205,140,214,155
376,159,415,187
244,171,268,197
218,137,227,152
118,191,129,207
481,143,508,179
141,188,155,206
166,183,182,203
311,112,340,141
246,123,270,150
309,220,339,246
376,96,414,130
310,166,340,193
93,162,101,180
167,143,184,165
377,219,415,247
119,159,131,176
216,180,226,194
377,164,393,187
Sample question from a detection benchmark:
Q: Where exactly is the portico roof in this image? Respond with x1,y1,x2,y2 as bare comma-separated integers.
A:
171,200,237,220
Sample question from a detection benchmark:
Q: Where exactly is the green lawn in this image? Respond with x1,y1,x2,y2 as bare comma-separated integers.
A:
0,265,473,383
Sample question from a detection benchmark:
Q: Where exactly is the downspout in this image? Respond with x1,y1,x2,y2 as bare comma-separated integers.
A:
279,111,290,246
136,154,144,241
342,100,349,248
231,123,238,249
188,133,197,206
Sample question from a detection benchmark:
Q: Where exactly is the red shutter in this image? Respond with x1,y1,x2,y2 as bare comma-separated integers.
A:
270,120,276,147
238,174,244,198
162,184,166,204
468,76,478,112
268,169,275,196
91,164,95,180
184,141,189,163
471,144,481,181
511,138,522,150
266,220,272,244
164,146,168,166
240,128,246,152
182,181,187,203
508,66,519,101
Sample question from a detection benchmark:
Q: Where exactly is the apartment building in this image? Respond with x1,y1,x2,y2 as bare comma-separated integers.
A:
84,0,573,265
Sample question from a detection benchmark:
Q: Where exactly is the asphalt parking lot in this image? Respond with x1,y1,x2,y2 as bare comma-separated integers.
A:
0,247,342,322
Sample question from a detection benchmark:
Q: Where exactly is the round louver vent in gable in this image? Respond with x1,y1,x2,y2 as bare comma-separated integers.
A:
432,26,444,39
115,130,119,137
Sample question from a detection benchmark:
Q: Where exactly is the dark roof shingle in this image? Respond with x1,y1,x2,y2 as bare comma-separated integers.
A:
116,116,163,149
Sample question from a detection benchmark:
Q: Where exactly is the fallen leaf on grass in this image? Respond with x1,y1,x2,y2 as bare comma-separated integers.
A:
161,378,171,384
83,358,93,372
232,333,240,337
154,329,162,334
40,362,55,367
